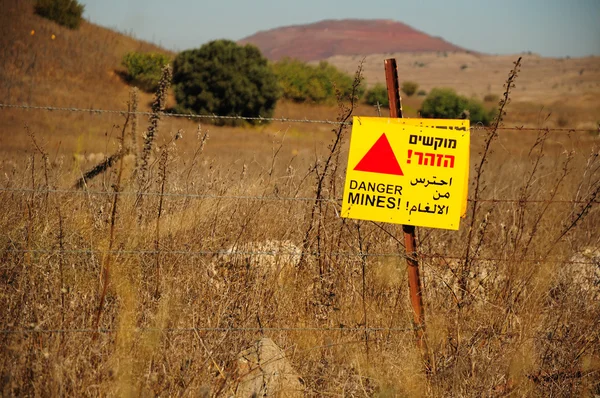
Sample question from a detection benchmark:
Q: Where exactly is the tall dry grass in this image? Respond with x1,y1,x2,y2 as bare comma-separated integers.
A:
1,57,599,397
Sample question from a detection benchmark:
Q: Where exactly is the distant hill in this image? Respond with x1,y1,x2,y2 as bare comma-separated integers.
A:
238,19,467,61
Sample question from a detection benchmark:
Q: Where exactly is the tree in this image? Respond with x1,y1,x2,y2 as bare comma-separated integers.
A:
420,88,495,126
121,52,171,92
273,58,361,104
364,84,389,107
34,0,84,29
172,40,280,125
401,81,419,97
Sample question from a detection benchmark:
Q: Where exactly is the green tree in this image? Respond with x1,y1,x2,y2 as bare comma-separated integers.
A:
34,0,84,29
172,40,280,125
121,52,171,92
364,84,389,107
401,81,419,97
273,58,362,104
420,88,495,126
466,99,496,126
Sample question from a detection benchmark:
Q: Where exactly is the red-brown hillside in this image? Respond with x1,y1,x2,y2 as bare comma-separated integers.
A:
238,19,467,61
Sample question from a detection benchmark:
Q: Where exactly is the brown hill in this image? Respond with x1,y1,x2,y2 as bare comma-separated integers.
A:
0,0,171,111
238,19,467,61
0,0,178,157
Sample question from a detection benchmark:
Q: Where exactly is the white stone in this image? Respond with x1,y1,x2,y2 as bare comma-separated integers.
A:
236,337,304,397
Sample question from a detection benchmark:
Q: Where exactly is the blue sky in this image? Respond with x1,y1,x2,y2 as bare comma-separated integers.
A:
80,0,600,57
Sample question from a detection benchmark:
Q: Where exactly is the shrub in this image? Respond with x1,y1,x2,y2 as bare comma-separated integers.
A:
401,81,419,97
273,58,362,104
172,40,280,125
34,0,84,29
421,88,467,120
121,52,171,92
417,90,427,96
364,84,389,107
467,98,497,126
420,88,495,126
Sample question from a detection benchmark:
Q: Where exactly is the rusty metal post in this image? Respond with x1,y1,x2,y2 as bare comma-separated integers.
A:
384,59,429,362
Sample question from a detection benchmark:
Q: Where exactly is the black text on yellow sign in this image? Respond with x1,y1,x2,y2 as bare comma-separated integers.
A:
341,117,470,230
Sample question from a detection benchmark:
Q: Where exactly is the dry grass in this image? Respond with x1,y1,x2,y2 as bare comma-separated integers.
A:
327,52,600,129
1,81,599,397
0,0,170,160
1,2,600,396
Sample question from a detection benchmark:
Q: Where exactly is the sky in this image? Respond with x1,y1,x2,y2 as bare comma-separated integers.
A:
80,0,600,58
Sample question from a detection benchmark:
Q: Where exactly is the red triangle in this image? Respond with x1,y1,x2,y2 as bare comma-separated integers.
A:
353,133,403,176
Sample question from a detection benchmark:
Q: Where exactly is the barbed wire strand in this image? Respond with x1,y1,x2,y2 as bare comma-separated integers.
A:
3,248,596,265
1,103,597,132
0,327,562,345
1,188,597,205
0,187,332,203
0,326,416,335
0,104,346,126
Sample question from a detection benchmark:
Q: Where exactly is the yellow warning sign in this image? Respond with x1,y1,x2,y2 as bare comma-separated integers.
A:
341,117,470,230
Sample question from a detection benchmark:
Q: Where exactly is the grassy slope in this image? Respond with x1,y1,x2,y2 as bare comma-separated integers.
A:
0,0,176,159
0,0,170,107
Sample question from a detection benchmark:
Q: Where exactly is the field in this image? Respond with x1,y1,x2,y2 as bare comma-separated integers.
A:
1,1,599,397
327,51,600,130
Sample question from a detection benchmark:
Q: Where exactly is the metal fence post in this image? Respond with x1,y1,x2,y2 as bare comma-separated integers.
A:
384,58,430,366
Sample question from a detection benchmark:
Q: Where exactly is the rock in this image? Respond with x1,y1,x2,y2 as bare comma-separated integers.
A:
236,338,304,397
422,247,600,305
208,240,303,289
221,240,302,272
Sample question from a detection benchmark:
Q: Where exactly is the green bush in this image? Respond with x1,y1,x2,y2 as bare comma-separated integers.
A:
121,52,171,92
364,84,389,107
420,88,496,126
34,0,84,29
467,98,497,126
273,58,362,104
172,40,280,125
401,81,419,97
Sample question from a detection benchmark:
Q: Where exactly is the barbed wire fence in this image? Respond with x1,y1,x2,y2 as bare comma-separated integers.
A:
0,102,599,338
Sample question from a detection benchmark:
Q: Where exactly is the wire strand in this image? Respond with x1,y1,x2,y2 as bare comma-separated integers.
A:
0,326,416,334
3,248,596,265
1,188,596,205
0,187,331,202
0,103,347,126
1,103,597,132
